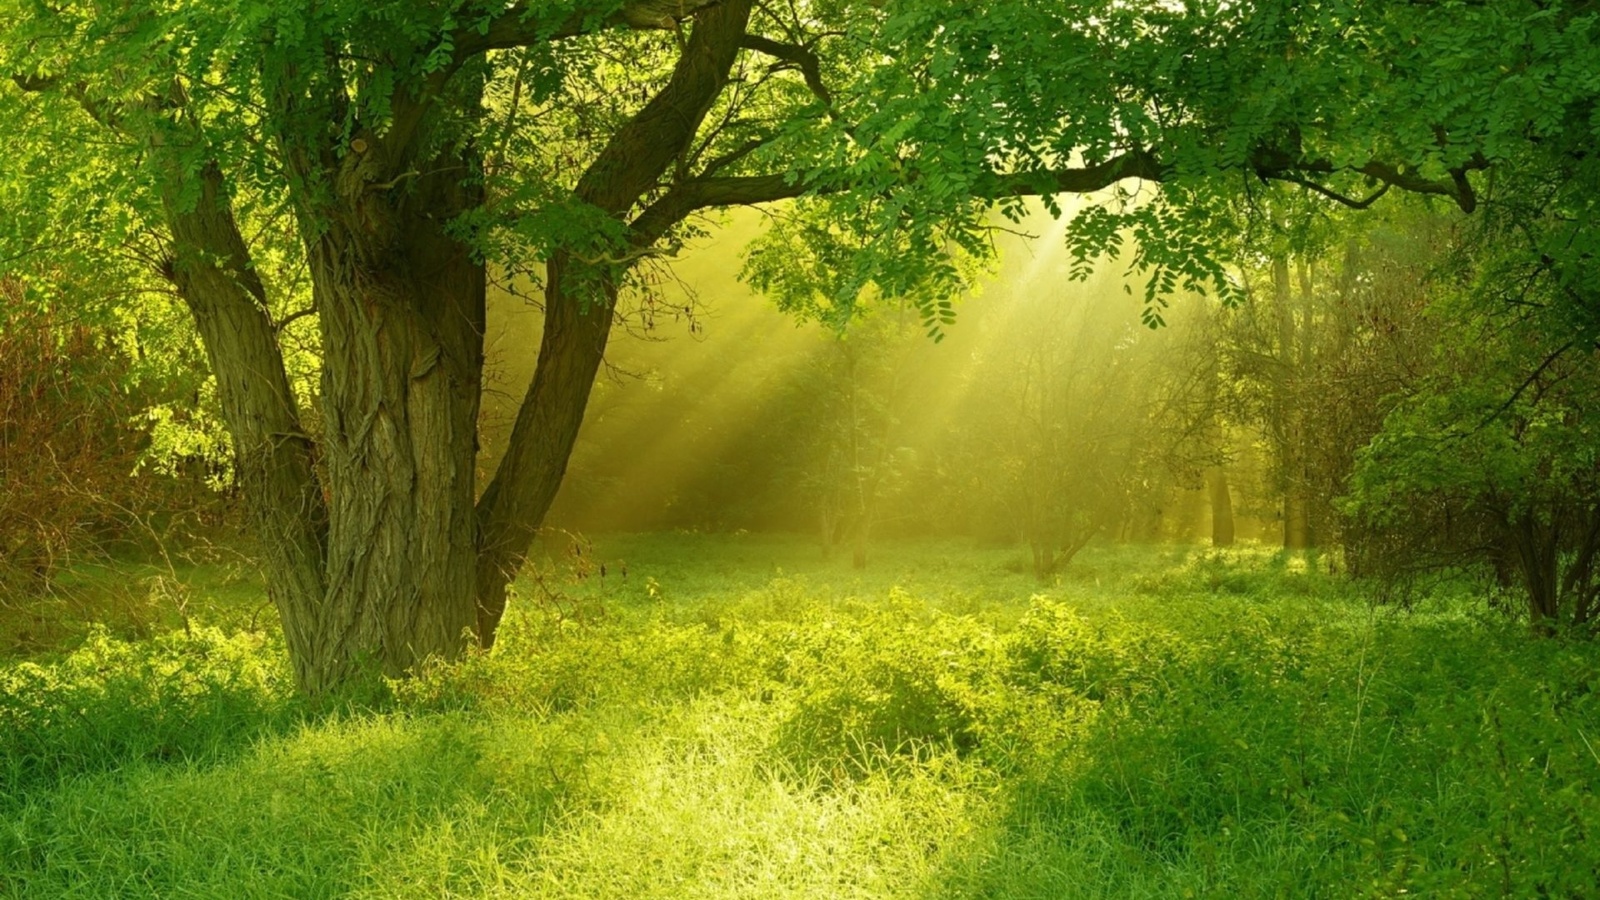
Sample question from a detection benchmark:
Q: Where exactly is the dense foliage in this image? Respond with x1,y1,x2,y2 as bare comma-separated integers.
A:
0,287,219,597
4,0,1600,893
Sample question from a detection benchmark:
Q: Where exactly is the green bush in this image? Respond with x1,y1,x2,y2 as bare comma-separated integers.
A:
0,625,295,802
767,605,997,777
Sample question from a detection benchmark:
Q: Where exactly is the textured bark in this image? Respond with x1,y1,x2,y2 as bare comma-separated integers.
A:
168,144,489,691
474,0,755,643
158,162,330,691
154,0,752,686
303,148,487,691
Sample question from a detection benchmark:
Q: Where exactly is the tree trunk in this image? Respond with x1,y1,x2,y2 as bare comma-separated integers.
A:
297,150,487,692
474,0,755,644
1284,489,1310,551
302,254,480,685
475,254,617,641
1561,505,1600,626
159,162,330,691
851,517,870,569
1271,254,1311,552
1512,512,1561,632
818,506,835,559
1206,465,1235,547
80,0,761,697
1031,540,1055,579
161,0,752,689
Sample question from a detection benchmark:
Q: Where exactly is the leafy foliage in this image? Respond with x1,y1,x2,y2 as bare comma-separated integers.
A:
0,289,219,592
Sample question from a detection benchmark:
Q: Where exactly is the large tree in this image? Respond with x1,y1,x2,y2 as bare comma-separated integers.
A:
1,0,1593,692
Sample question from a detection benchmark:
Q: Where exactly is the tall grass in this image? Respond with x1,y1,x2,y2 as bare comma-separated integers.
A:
3,538,1597,897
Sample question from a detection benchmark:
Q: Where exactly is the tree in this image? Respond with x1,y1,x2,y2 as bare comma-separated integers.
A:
1346,294,1600,630
3,0,1595,692
946,269,1177,577
794,308,921,568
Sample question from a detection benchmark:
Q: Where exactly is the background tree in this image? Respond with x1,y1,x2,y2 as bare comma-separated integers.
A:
1346,250,1600,630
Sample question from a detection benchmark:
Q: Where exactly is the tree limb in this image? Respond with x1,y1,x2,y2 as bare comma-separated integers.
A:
740,33,833,106
454,0,726,59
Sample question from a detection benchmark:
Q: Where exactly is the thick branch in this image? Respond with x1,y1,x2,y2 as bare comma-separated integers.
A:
632,139,1485,234
455,0,725,58
156,161,329,686
1252,145,1486,213
740,34,833,106
629,148,1169,236
474,0,756,643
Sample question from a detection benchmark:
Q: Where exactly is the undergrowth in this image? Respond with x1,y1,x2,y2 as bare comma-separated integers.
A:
2,537,1598,897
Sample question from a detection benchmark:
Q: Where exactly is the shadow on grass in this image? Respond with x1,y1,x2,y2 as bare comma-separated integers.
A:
2,713,577,898
909,613,1600,899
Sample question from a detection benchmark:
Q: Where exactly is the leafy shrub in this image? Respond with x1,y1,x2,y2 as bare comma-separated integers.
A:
397,613,762,717
767,606,997,777
0,295,218,595
0,626,296,802
7,539,1600,897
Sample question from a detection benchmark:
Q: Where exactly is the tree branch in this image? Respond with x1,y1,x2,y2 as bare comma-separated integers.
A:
454,0,725,59
629,149,1170,241
1251,145,1486,213
740,33,832,106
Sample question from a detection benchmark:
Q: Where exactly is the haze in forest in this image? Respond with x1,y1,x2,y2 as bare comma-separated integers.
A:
483,205,1277,554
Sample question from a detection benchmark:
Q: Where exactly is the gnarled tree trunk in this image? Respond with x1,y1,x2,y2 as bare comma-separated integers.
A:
159,0,755,689
302,151,487,691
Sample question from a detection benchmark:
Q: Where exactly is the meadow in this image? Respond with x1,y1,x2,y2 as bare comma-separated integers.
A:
3,534,1598,898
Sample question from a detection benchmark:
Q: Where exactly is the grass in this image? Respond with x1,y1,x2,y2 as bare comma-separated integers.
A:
3,535,1599,897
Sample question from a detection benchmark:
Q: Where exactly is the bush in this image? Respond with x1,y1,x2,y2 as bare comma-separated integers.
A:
0,626,296,802
768,606,997,777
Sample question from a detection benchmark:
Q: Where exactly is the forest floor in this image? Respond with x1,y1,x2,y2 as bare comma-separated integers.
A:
3,535,1599,898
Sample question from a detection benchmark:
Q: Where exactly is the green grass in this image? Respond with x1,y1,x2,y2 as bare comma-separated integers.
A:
3,536,1599,897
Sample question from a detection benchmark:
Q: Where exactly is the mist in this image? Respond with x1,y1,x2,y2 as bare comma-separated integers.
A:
480,206,1289,559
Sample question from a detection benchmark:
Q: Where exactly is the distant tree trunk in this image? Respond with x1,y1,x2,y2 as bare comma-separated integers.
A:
1511,511,1561,633
1030,539,1055,579
819,505,837,559
1207,466,1235,547
1059,525,1096,569
1563,505,1600,627
1272,254,1313,552
1283,489,1310,551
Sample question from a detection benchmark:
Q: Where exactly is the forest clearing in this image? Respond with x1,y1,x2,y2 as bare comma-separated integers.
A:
4,0,1600,895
